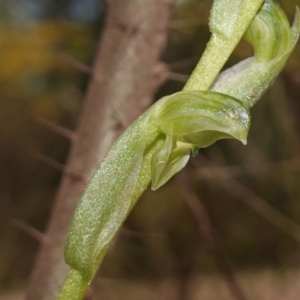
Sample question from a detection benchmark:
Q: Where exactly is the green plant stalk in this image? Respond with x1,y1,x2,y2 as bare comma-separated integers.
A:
57,107,163,299
183,0,264,91
57,1,300,299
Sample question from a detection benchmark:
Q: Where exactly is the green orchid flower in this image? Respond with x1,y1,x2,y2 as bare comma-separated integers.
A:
57,1,300,299
150,91,250,189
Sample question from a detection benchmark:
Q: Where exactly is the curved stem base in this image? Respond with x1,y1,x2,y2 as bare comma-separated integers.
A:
57,269,89,300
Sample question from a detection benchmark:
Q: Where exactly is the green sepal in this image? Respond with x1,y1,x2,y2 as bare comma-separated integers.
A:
64,111,161,282
189,143,200,157
151,133,174,189
151,90,251,145
150,90,251,190
151,139,199,190
151,138,191,190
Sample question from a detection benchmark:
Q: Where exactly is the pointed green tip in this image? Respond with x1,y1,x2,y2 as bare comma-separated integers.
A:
191,145,200,157
241,138,248,145
151,181,162,191
237,132,248,145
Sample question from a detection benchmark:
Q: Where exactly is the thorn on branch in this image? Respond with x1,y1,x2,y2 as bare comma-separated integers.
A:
35,116,76,141
29,148,66,172
168,72,189,82
11,219,46,244
110,102,130,130
168,56,199,70
151,62,189,86
29,148,86,183
55,53,94,75
151,62,170,90
63,169,88,185
107,11,143,37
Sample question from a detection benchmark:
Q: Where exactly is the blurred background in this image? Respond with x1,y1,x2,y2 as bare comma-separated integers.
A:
1,0,300,299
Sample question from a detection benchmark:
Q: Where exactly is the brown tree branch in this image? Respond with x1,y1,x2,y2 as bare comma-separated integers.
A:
26,1,175,299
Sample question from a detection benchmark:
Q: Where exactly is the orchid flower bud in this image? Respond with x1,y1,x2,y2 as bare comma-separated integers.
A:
244,0,291,62
212,0,300,108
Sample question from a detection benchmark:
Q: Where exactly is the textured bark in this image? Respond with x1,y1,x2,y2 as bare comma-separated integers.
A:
26,0,175,299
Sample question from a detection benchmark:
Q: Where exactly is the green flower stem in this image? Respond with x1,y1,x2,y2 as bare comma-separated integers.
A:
183,0,264,91
57,108,164,299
